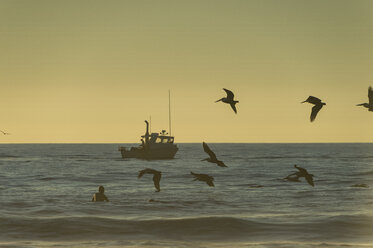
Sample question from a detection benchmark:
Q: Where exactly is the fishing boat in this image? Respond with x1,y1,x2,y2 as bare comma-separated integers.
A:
118,120,178,159
118,90,178,159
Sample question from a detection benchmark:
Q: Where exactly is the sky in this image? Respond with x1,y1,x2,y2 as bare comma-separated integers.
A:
0,0,372,143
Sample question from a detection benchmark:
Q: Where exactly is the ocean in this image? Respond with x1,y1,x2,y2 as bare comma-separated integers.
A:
0,143,372,248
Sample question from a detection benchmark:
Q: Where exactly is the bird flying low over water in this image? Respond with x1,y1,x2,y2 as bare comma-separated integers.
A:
285,165,314,187
301,96,326,122
190,171,214,187
356,86,373,112
138,168,162,192
202,142,226,167
215,88,239,114
0,130,10,135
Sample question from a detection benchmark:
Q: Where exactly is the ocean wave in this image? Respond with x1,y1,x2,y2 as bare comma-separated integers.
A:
245,155,331,160
1,215,373,242
0,154,20,159
353,170,373,176
245,155,373,160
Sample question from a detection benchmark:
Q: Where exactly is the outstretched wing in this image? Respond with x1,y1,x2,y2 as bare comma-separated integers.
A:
305,174,314,187
206,179,215,187
190,171,200,180
369,86,373,105
138,169,147,178
153,174,161,192
230,103,237,114
223,88,235,101
310,104,323,122
284,173,301,182
295,165,308,174
138,168,159,178
203,142,217,160
191,171,214,186
303,96,322,105
217,160,227,167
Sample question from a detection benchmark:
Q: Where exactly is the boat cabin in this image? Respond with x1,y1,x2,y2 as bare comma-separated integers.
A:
141,132,175,145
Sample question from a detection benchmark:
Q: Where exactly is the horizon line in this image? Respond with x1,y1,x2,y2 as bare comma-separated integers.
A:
0,142,372,145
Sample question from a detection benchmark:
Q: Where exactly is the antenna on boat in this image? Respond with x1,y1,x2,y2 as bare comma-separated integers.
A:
169,90,172,136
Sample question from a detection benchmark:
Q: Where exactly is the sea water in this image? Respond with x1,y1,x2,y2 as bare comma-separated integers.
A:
0,143,372,248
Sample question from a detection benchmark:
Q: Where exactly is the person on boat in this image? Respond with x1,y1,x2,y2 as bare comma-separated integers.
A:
92,186,109,202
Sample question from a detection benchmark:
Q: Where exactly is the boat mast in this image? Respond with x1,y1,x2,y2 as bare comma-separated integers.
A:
168,90,172,136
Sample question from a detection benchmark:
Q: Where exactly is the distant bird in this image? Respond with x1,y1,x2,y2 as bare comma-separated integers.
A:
190,171,214,187
301,96,326,122
201,142,226,167
0,130,10,135
215,88,239,114
138,168,162,192
284,165,314,186
293,164,314,186
356,86,373,111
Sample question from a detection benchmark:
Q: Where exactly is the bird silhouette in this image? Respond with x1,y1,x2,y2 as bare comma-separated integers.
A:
215,88,239,114
285,164,315,187
301,96,326,122
356,86,373,111
201,142,226,167
138,168,162,192
190,171,214,187
0,130,10,135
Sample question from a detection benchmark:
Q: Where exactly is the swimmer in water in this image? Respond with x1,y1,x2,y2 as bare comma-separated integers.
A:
92,185,109,202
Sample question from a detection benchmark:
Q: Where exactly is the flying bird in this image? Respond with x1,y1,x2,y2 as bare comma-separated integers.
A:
190,171,214,187
356,86,373,111
285,165,314,187
215,88,239,114
201,142,226,167
0,130,10,135
301,96,326,122
138,168,162,192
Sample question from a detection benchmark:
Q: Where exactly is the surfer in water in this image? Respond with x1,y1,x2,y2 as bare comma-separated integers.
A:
92,185,109,202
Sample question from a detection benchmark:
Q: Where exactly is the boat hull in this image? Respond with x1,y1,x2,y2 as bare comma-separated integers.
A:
119,145,178,160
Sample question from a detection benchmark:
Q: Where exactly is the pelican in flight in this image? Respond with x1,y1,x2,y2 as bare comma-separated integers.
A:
285,165,314,187
301,96,326,122
356,86,373,111
215,88,239,114
202,142,226,167
190,171,214,187
138,168,162,192
0,130,10,135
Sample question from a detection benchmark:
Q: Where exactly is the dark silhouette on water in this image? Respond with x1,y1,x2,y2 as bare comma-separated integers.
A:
118,120,178,159
283,174,301,182
201,142,226,167
0,130,10,135
351,184,369,188
215,88,239,114
356,86,373,111
190,171,214,187
301,96,326,122
138,168,162,192
92,186,109,202
285,165,314,186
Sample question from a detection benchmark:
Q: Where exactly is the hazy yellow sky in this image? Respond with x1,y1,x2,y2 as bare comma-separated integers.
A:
0,0,372,143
